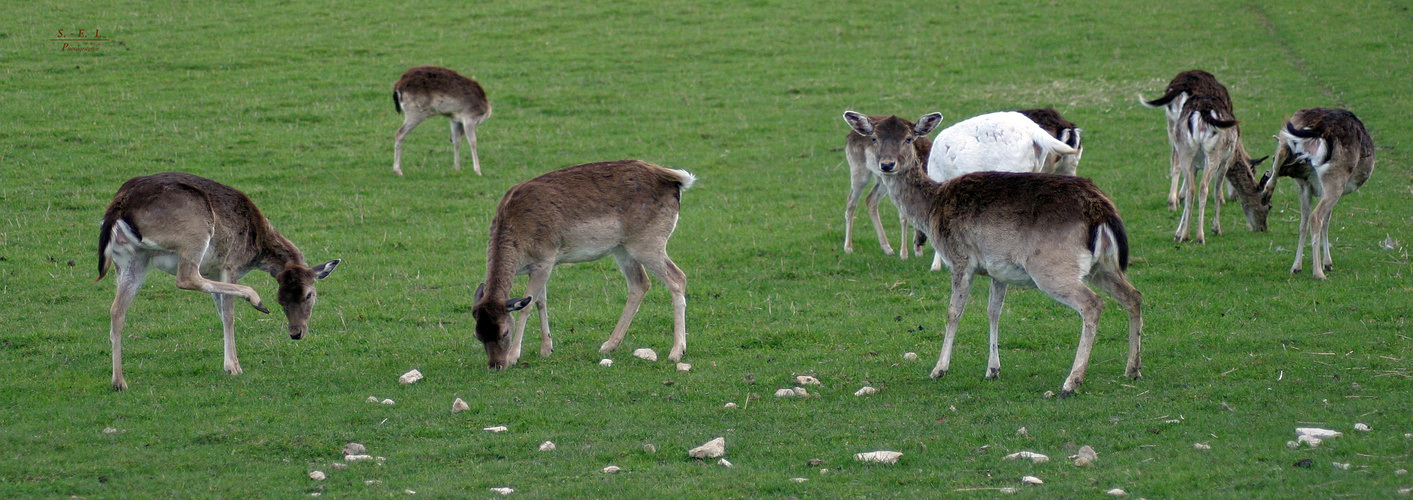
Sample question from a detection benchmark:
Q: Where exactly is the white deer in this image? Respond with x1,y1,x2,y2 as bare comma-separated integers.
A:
392,65,492,176
1261,108,1376,279
97,172,340,391
471,160,695,370
844,111,1142,396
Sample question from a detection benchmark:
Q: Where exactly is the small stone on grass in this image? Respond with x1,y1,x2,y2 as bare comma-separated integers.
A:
599,358,613,367
483,426,508,433
632,348,658,362
539,441,556,451
451,398,470,413
689,437,725,459
1022,475,1043,485
855,450,902,464
490,487,514,496
398,369,423,385
795,375,821,386
854,386,878,396
309,471,326,481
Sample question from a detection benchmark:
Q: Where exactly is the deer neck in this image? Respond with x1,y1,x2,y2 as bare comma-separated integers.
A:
876,164,942,239
477,231,524,306
255,227,306,276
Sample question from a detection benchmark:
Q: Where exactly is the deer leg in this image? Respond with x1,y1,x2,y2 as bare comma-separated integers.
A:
392,110,428,176
1095,270,1143,379
1309,188,1344,280
450,120,464,171
635,249,688,362
462,118,482,176
601,251,649,355
863,178,895,256
109,258,149,391
173,252,267,313
1174,152,1196,242
914,230,927,258
531,268,554,357
985,280,1007,380
1036,277,1103,396
1167,146,1182,211
897,208,910,261
931,265,975,379
843,169,870,254
1192,151,1217,244
212,291,241,375
1291,182,1314,275
510,265,552,365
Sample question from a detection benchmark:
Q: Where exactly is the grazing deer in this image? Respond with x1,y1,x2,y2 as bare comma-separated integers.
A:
1261,108,1376,279
844,111,1142,396
1140,70,1268,243
917,110,1082,270
97,172,340,391
471,160,695,370
844,117,914,260
392,65,492,176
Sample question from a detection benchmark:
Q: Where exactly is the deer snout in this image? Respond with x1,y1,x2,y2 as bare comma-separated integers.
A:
288,324,306,340
878,160,897,173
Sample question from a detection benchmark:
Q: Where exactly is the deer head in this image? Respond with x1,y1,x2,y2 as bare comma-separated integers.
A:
276,259,340,339
472,283,532,371
843,111,943,175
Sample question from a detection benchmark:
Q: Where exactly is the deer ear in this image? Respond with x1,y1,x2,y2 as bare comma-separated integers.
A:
842,111,874,136
506,296,532,312
914,112,944,136
474,283,486,302
311,259,340,279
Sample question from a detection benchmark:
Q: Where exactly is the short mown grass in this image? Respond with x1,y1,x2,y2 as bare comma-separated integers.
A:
2,0,1410,497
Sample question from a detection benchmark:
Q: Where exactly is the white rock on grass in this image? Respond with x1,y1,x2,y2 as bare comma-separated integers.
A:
1194,442,1212,450
1396,469,1408,475
603,465,621,474
539,441,556,451
795,375,821,386
1332,462,1352,470
903,352,919,360
451,398,470,413
676,363,692,372
790,477,808,483
1295,427,1343,439
1003,451,1050,463
1022,475,1044,485
483,426,508,433
330,462,347,471
854,450,903,464
718,458,733,468
404,489,416,495
1072,445,1097,467
775,388,809,398
490,487,514,496
376,456,386,465
1354,423,1371,432
643,443,657,454
1106,487,1128,496
632,348,658,362
1398,487,1411,495
309,471,326,481
398,369,423,385
599,358,613,367
346,454,374,462
724,402,738,409
1297,435,1323,447
381,398,396,405
343,443,368,456
689,437,726,459
854,386,879,396
367,396,380,403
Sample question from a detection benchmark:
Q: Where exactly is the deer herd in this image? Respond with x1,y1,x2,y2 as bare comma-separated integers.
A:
95,67,1376,396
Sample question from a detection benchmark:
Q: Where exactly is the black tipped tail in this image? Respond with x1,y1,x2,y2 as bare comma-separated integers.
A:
1200,111,1239,128
1108,214,1130,271
1143,89,1180,107
393,90,402,114
97,217,114,280
1285,121,1320,138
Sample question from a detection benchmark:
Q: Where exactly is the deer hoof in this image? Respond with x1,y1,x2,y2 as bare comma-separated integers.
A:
985,367,1000,380
251,301,270,314
112,379,128,391
929,368,947,379
1058,389,1076,398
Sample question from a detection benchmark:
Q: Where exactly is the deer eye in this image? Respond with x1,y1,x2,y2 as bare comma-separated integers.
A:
305,291,316,301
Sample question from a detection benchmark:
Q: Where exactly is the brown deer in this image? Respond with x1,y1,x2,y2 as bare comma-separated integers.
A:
1141,70,1268,243
393,65,492,176
97,172,340,391
1261,108,1376,279
471,160,695,370
843,120,911,260
844,111,1142,396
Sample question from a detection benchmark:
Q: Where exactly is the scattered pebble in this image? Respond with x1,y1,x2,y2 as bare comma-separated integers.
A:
998,488,1018,494
404,489,416,495
602,465,621,474
1004,451,1050,463
855,450,903,464
903,352,918,360
1396,469,1408,475
676,363,692,372
330,462,347,471
1398,487,1411,495
599,358,613,367
376,456,386,465
489,487,514,496
643,443,657,454
1194,442,1212,450
346,454,374,462
632,348,658,362
724,402,738,409
1297,435,1323,447
775,387,809,398
539,441,556,452
820,468,829,474
854,386,878,396
689,437,726,459
381,398,395,405
366,396,380,404
1332,462,1352,470
1021,475,1044,485
103,427,120,435
790,477,807,483
343,443,367,456
795,375,821,386
1354,423,1371,432
1073,445,1097,467
398,369,423,385
1287,440,1300,448
451,398,470,413
1043,391,1055,398
1016,427,1029,437
309,471,326,481
718,458,733,468
1405,433,1412,439
483,426,508,433
1296,427,1343,439
808,458,824,466
365,480,381,485
1106,487,1127,496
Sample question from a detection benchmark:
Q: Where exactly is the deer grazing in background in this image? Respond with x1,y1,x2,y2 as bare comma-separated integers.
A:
1141,70,1269,243
97,172,340,391
916,109,1083,270
843,117,917,260
471,160,695,370
1262,108,1376,279
843,111,1142,396
392,65,492,176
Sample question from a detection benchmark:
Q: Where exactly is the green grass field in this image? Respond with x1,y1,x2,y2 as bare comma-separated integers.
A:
3,0,1410,497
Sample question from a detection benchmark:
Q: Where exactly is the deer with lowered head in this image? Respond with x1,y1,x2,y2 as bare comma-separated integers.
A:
1141,70,1269,243
97,172,340,391
471,160,695,370
843,111,1142,396
392,65,492,176
1261,108,1376,279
